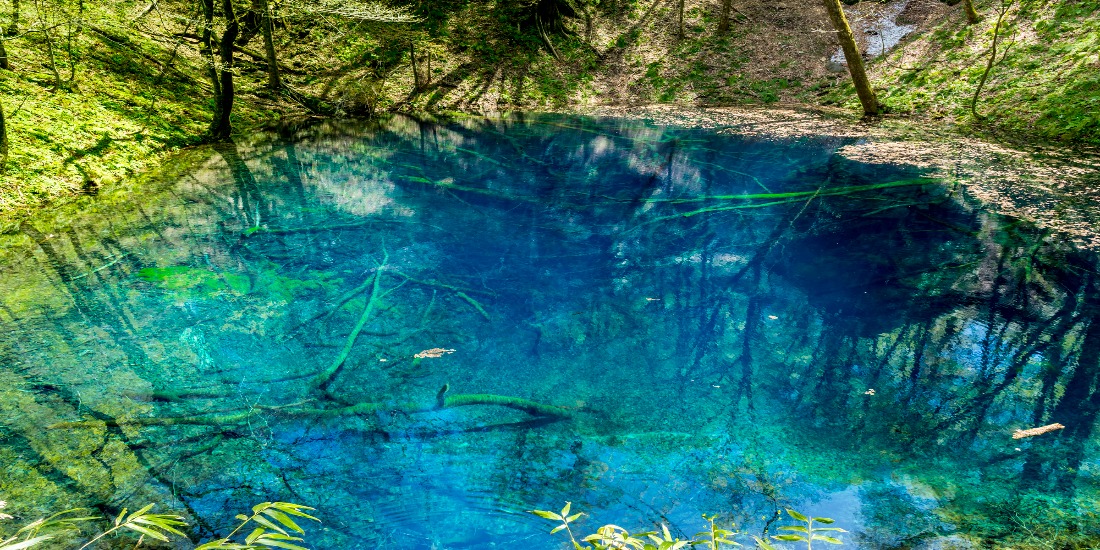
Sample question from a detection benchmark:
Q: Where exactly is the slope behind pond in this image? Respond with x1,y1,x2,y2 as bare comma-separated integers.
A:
1,114,1099,549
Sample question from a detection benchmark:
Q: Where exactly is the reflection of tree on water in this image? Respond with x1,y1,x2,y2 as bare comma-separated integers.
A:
2,114,1100,547
753,187,1100,544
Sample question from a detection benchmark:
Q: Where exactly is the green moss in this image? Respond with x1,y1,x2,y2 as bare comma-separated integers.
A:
872,0,1100,145
137,266,251,297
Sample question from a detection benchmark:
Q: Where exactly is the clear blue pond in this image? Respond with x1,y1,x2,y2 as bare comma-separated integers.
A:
2,114,1099,549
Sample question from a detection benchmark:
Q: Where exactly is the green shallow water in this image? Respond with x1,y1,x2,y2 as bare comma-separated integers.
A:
1,113,1099,549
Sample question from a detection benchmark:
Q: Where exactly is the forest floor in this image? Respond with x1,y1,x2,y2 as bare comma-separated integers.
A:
397,0,1099,148
0,0,1097,222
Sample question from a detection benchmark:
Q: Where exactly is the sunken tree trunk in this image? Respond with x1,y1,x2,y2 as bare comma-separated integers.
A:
821,0,880,117
962,0,981,24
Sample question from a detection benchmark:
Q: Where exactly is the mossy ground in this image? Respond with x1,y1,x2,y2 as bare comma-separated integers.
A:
851,0,1100,145
0,6,284,217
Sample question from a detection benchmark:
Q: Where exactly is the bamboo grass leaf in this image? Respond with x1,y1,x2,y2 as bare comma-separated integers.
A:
132,517,187,536
246,528,266,544
785,509,808,522
257,533,305,542
261,509,305,534
779,525,808,533
753,536,778,550
122,523,171,542
250,515,289,535
270,504,319,522
0,536,54,550
254,539,308,550
529,510,564,521
773,534,805,542
126,504,155,523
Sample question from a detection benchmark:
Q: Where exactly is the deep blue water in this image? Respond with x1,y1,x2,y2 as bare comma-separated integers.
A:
2,114,1099,549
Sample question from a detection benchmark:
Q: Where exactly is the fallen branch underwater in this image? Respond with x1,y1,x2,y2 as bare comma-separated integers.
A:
52,250,572,433
637,178,940,205
311,254,388,392
49,385,573,429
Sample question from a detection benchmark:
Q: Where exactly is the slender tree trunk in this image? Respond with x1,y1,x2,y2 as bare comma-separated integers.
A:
410,41,419,91
257,0,280,91
821,0,880,117
676,0,684,39
971,0,1010,119
65,0,84,85
6,0,18,36
718,0,732,34
210,0,239,140
0,96,8,173
34,0,60,91
962,0,981,24
198,0,221,126
42,23,61,90
0,35,9,70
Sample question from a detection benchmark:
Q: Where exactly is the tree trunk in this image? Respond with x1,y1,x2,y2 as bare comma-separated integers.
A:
821,0,880,117
0,35,9,70
970,0,1010,119
34,0,61,90
718,0,732,34
677,0,684,39
962,0,981,24
198,0,221,133
0,96,8,173
210,0,239,140
257,0,280,91
410,41,419,91
6,0,18,36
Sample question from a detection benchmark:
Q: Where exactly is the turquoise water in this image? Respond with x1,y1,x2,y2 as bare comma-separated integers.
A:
2,114,1099,549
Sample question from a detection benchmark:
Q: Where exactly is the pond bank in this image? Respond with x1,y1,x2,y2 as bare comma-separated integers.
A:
8,104,1098,254
576,104,1100,251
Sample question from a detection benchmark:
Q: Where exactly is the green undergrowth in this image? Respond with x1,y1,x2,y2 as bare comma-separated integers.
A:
856,0,1100,145
0,9,280,217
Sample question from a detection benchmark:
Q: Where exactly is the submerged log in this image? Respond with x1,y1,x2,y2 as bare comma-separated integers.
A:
311,252,387,392
48,386,573,429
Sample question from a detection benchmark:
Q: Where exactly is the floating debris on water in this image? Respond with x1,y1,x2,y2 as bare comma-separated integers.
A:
415,348,456,359
1012,423,1065,439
